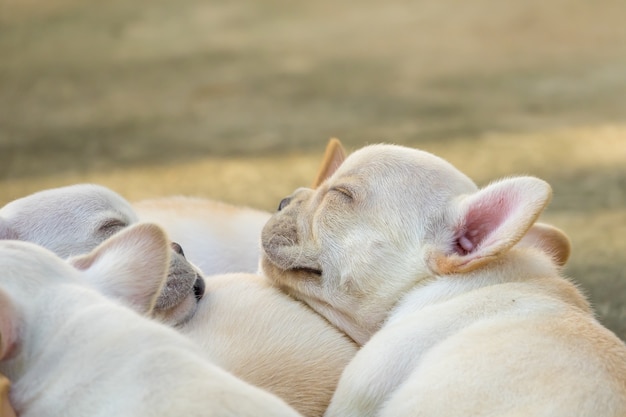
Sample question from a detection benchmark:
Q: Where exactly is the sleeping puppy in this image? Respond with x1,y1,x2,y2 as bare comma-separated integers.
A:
0,224,302,417
0,184,203,326
261,143,626,417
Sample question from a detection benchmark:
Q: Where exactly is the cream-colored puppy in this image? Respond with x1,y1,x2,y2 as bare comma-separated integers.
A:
261,143,626,417
0,224,302,417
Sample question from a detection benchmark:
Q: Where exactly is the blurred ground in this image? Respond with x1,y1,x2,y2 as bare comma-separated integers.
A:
1,0,625,339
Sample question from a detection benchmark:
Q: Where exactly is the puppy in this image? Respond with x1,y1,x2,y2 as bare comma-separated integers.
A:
261,143,626,416
0,223,302,417
0,184,203,326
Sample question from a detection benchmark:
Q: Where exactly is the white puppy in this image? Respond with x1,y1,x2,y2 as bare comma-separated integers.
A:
261,143,626,417
0,223,302,417
0,184,204,326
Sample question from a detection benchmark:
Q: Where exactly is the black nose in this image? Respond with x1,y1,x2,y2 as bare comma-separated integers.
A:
171,242,185,257
193,276,205,301
278,197,292,211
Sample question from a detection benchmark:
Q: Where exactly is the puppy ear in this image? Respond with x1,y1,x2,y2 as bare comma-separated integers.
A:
312,138,347,188
69,223,170,315
0,290,19,361
0,219,18,240
518,222,571,267
428,177,552,275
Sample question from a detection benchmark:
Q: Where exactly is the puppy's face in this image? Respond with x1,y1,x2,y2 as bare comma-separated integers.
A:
261,145,478,343
0,184,138,257
0,184,204,326
262,144,551,344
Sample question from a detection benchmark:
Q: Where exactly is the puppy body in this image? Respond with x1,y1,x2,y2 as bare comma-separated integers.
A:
326,250,626,417
261,144,626,417
134,196,270,275
0,228,301,417
178,272,358,417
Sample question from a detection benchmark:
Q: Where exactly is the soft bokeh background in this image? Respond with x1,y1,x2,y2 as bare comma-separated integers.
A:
1,0,625,339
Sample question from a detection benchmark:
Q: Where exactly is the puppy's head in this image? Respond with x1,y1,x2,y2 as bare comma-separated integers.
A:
261,144,552,344
0,184,138,257
0,184,204,325
69,224,205,326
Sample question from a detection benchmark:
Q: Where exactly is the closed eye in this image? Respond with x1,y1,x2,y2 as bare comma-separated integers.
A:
97,218,128,233
330,186,354,200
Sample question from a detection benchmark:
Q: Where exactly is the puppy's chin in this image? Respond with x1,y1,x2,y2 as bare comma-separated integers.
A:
261,256,322,293
152,294,200,327
261,241,322,276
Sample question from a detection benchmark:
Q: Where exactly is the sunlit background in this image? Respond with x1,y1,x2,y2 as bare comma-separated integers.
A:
1,0,625,339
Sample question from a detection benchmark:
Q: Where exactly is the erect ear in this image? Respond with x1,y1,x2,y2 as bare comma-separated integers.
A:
518,222,571,267
428,177,552,275
69,223,170,315
312,138,347,188
0,289,19,361
0,219,18,240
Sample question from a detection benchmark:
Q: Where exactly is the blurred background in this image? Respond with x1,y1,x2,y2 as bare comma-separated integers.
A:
1,0,625,339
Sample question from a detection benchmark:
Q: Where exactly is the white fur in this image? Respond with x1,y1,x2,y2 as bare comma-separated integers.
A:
0,225,302,417
261,143,626,417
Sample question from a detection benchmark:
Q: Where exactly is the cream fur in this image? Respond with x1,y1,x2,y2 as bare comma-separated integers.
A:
178,273,357,417
261,143,626,417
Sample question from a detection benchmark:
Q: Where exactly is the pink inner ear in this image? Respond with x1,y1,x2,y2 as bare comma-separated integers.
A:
454,190,518,255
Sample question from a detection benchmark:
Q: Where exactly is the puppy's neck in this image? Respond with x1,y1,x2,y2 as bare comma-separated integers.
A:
302,294,384,346
387,248,590,326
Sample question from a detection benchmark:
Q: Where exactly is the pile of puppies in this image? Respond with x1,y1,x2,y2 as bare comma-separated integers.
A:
1,139,625,416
